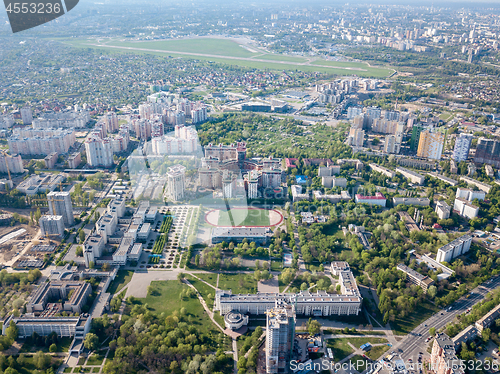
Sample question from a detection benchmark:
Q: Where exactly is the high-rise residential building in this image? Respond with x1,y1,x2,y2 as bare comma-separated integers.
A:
165,165,186,201
104,112,119,133
0,114,14,129
40,215,64,237
435,201,451,220
8,128,76,156
139,103,154,120
0,153,24,174
67,153,82,169
247,170,259,199
47,191,74,227
21,107,33,125
474,138,500,168
410,124,425,151
348,128,364,147
44,152,58,169
266,305,295,374
417,130,444,160
385,135,396,153
85,135,113,167
452,134,473,162
151,126,199,155
32,110,90,129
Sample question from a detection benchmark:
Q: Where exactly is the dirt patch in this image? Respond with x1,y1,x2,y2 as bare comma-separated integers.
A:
0,224,41,263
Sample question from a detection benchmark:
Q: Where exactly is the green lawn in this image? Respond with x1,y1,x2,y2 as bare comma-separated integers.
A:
339,337,388,346
136,280,217,334
350,355,368,372
391,302,441,335
326,338,354,362
186,275,217,310
218,273,257,294
107,270,134,295
366,344,391,360
109,38,260,58
195,272,218,287
217,208,270,227
86,353,105,366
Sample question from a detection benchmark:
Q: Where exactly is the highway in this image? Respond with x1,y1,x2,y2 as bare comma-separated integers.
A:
394,274,500,362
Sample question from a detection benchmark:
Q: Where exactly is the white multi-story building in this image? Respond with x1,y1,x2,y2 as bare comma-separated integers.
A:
454,198,479,219
165,165,186,201
151,125,199,155
452,134,473,162
40,215,64,237
347,128,364,147
104,112,119,133
436,234,472,264
385,135,396,153
396,167,425,185
47,191,74,227
108,198,126,219
369,163,395,178
455,187,486,202
0,114,14,129
436,201,451,220
21,107,33,125
247,170,259,199
32,110,90,129
266,305,295,374
8,128,76,156
85,135,113,167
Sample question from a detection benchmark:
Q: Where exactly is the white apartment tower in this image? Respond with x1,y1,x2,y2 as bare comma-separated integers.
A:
165,165,186,201
452,134,473,162
266,305,295,374
21,107,33,125
85,135,114,167
47,191,74,227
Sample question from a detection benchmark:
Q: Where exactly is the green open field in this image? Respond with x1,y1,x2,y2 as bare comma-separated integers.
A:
137,280,216,334
110,38,261,58
218,273,257,294
63,37,394,78
218,208,270,226
392,302,441,335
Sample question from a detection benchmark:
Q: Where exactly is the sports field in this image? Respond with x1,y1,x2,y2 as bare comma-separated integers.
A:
64,37,394,78
205,207,283,227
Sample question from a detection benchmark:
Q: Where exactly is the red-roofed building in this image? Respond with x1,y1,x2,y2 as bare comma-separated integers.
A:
285,158,298,168
354,192,387,207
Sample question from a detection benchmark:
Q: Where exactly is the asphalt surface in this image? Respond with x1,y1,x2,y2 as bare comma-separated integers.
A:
394,274,500,362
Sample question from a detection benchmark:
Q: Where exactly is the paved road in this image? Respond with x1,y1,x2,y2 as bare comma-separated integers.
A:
395,275,500,361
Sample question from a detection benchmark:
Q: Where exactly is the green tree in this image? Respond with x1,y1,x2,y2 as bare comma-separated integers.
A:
5,321,18,341
33,351,51,370
427,285,437,298
84,333,99,351
429,327,436,336
49,343,57,353
307,318,321,335
79,230,85,244
75,246,83,257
